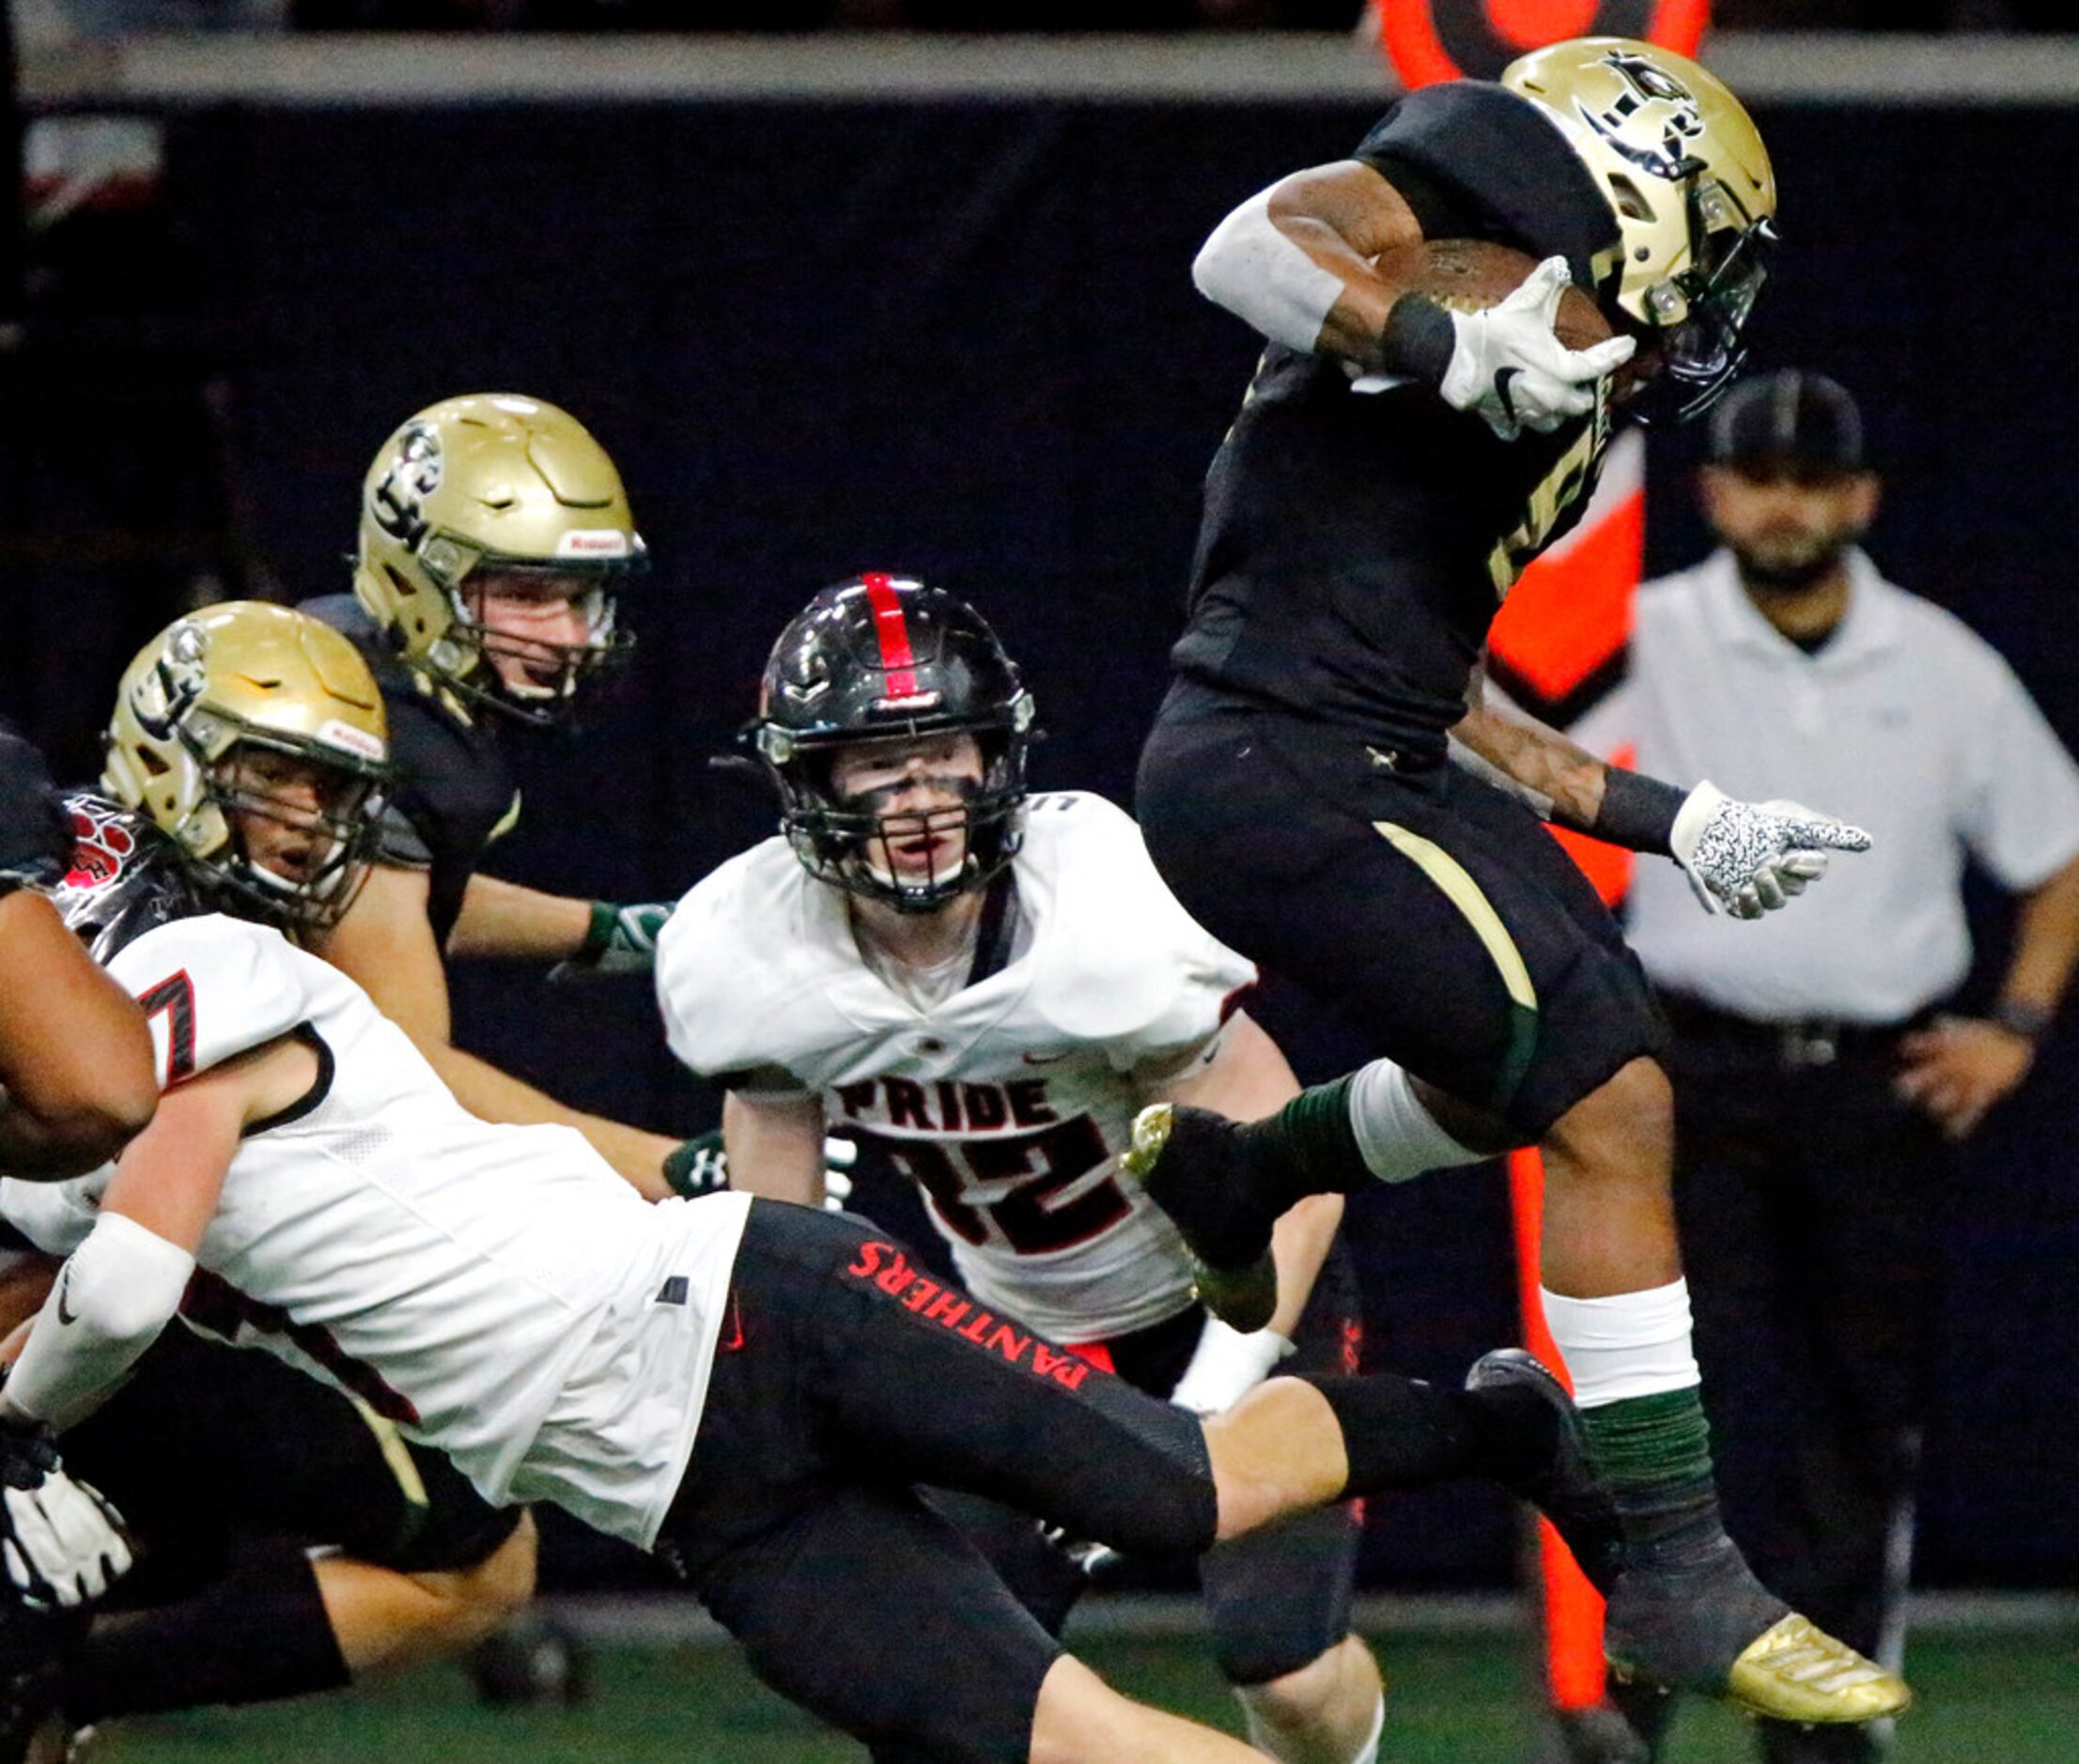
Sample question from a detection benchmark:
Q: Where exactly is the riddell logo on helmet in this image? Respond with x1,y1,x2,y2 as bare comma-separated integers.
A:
555,531,630,559
318,719,386,764
876,689,943,712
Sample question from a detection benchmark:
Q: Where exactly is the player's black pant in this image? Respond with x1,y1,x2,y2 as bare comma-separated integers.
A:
867,1245,1368,1764
1138,683,1667,1141
1662,997,1944,1764
658,1201,1219,1764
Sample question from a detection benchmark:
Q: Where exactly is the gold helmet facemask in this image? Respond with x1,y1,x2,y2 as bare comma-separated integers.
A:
354,394,644,724
1504,38,1777,423
102,602,392,935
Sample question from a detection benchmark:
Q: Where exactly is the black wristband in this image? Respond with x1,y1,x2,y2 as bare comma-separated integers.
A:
1378,294,1456,387
1989,999,2056,1044
1590,767,1688,857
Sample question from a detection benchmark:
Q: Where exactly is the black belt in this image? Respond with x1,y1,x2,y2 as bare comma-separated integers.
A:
1657,991,1941,1072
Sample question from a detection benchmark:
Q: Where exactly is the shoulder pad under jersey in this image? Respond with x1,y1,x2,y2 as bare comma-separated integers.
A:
1017,792,1257,1055
50,794,207,962
105,913,315,1087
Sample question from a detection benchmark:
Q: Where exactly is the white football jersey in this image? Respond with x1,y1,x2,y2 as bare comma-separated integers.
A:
0,913,750,1550
658,792,1257,1343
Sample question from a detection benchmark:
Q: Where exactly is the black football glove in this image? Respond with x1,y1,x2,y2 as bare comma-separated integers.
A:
661,1131,858,1209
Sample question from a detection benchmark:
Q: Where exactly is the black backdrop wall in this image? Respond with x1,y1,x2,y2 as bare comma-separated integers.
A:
7,89,2079,1587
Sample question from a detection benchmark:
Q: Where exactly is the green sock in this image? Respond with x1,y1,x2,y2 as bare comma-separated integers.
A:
1575,1385,1728,1571
1237,1073,1376,1201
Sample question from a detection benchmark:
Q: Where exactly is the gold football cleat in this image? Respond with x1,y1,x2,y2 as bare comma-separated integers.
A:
1720,1615,1911,1725
1122,1104,1280,1334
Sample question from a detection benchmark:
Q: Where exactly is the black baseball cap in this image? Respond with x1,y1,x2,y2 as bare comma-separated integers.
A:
1708,369,1866,474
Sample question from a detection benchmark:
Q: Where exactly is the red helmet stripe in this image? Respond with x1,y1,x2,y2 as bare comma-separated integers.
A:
861,572,920,700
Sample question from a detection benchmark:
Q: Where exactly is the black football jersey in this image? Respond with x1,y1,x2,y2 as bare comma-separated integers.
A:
1171,80,1625,756
0,722,72,897
303,595,520,947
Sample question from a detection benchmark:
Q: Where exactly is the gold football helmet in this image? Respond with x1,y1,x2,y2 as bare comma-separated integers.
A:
103,601,390,933
1505,38,1776,421
353,393,644,722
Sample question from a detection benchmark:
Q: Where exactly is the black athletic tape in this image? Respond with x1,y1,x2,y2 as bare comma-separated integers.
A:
1378,294,1456,387
1589,768,1688,857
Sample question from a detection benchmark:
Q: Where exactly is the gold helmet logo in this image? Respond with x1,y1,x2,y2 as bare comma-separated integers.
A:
104,602,391,935
1505,38,1776,422
352,393,644,722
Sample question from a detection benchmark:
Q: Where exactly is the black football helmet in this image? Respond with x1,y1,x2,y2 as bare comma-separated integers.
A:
751,574,1036,913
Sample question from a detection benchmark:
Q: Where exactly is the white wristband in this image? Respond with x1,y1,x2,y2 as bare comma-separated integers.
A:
1170,1316,1295,1416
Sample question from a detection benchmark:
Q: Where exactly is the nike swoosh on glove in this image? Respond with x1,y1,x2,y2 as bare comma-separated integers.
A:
1670,781,1873,920
1438,257,1636,442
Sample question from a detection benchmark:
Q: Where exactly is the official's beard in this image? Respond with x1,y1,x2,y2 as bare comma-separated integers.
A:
1730,529,1857,595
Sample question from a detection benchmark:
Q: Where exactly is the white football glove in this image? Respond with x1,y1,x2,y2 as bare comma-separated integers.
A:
0,1425,131,1608
1438,256,1636,442
1169,1317,1295,1417
1669,781,1872,921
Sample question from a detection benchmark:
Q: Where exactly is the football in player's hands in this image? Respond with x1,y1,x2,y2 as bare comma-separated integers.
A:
1373,239,1621,356
1373,240,1636,441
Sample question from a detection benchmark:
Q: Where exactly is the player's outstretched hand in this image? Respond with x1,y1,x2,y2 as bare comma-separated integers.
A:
550,901,673,982
1670,781,1872,920
0,1422,130,1608
1439,257,1636,442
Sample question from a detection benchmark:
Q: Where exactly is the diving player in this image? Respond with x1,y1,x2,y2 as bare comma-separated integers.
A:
658,575,1478,1764
305,394,692,1199
2,608,1623,1764
1131,37,1906,1730
1,606,537,1747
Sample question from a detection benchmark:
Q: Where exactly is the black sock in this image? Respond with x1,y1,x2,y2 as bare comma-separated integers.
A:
1299,1373,1543,1495
63,1538,349,1723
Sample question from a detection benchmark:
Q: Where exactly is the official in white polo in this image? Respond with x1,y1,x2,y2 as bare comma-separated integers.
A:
1570,369,2079,1764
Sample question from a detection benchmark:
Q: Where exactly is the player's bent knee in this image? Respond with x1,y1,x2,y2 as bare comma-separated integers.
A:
1204,1379,1348,1541
414,1509,537,1646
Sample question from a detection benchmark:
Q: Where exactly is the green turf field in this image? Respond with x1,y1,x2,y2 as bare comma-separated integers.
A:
86,1623,2079,1761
